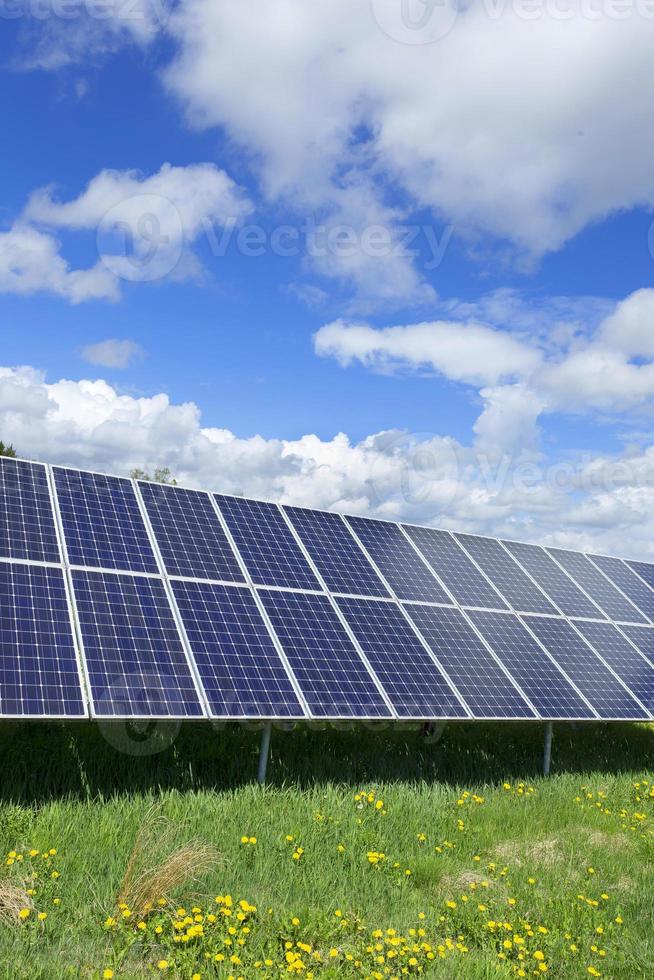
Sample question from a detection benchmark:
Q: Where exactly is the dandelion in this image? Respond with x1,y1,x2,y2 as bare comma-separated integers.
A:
18,909,30,920
103,971,114,979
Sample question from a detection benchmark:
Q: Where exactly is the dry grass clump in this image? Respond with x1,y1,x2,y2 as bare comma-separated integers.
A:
0,883,31,926
117,805,221,918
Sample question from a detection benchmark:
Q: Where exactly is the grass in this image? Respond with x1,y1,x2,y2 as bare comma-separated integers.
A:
0,720,652,978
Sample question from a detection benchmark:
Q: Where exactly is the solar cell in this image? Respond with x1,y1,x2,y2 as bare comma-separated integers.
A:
0,458,60,564
215,495,321,591
346,516,451,603
139,483,244,583
503,540,603,619
522,615,648,719
72,570,204,718
284,506,389,597
404,604,535,718
54,467,158,573
454,534,557,614
172,580,305,718
469,610,595,719
0,563,85,717
336,597,468,718
627,560,654,592
547,548,647,624
403,525,507,609
259,589,392,718
588,554,654,623
620,625,654,667
573,619,654,713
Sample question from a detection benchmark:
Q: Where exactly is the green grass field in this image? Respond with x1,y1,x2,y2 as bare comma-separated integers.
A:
0,720,652,979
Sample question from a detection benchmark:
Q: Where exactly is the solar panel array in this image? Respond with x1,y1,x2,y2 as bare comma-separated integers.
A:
2,454,654,722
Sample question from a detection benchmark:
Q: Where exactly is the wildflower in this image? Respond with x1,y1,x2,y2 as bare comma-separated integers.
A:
103,972,114,979
157,961,169,971
18,909,30,920
37,912,47,921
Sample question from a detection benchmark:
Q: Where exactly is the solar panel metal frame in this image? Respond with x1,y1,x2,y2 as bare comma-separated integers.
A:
6,456,654,726
0,463,89,719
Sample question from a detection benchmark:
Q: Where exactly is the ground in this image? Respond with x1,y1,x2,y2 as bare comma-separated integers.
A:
0,721,652,979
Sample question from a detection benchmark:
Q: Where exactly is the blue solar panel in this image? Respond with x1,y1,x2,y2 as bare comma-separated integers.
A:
0,458,60,564
547,548,647,624
0,563,85,717
503,540,604,619
72,570,204,718
259,589,392,718
336,597,467,718
522,615,648,719
455,534,557,614
588,554,654,623
172,580,305,718
573,620,654,713
54,468,158,573
627,560,654,592
215,495,321,591
139,483,244,583
285,506,390,597
468,610,595,719
404,604,535,718
345,517,451,603
403,525,507,609
620,625,654,667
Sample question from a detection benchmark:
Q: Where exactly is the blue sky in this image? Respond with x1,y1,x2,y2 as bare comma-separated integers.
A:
2,2,654,556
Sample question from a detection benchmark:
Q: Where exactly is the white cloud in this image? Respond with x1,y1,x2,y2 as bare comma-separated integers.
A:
162,0,654,261
314,317,541,385
3,362,654,559
0,162,250,302
81,339,145,369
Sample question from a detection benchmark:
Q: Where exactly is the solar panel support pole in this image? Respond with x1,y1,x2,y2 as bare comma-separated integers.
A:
257,723,272,785
543,722,553,777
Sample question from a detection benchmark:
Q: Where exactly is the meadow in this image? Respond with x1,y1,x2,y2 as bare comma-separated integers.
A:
0,720,652,979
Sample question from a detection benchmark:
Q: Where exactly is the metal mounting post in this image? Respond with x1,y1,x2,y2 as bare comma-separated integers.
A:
257,723,272,785
543,721,553,776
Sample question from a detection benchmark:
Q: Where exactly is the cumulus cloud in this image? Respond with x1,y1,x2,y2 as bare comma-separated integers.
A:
80,339,145,369
0,162,250,301
316,288,654,458
162,0,654,260
3,362,654,560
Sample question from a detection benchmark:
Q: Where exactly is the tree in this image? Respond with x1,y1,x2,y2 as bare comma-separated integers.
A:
130,466,177,485
0,441,17,458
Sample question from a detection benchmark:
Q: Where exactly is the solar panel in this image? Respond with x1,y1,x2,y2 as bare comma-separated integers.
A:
346,516,451,603
620,625,654,667
258,589,392,718
0,563,85,717
503,540,604,619
284,506,390,597
627,559,654,592
588,554,654,623
172,580,305,718
522,615,648,719
404,604,535,718
215,495,321,591
336,596,468,718
572,620,654,713
72,570,204,718
468,610,595,719
403,525,507,609
54,467,158,574
547,548,647,624
139,483,244,583
454,534,557,614
0,458,60,564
